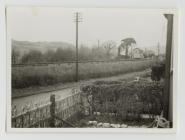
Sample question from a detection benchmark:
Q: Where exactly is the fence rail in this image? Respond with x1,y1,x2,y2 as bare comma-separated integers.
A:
11,93,81,128
12,58,152,67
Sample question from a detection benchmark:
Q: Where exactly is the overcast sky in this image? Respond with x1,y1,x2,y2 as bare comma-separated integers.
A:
7,7,167,48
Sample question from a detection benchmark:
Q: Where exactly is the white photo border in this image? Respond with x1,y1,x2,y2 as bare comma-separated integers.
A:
6,6,179,133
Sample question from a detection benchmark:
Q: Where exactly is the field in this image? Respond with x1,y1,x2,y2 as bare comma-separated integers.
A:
12,60,154,89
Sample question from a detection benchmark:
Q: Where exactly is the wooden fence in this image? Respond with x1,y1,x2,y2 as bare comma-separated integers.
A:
11,93,81,128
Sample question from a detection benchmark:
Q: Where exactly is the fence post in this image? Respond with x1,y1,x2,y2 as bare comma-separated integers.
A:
12,118,16,128
49,94,56,127
163,14,173,121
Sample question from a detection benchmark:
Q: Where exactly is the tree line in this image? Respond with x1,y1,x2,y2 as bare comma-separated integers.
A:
12,40,117,64
12,38,157,64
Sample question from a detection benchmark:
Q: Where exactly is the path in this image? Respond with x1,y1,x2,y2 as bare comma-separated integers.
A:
12,69,151,114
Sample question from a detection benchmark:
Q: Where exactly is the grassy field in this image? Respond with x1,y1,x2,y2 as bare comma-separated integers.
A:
12,60,154,89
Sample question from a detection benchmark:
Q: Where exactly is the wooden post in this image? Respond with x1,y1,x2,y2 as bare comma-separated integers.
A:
50,94,56,127
12,118,16,128
163,14,173,120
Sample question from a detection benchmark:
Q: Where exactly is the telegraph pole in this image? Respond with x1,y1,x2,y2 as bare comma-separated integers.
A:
157,42,160,57
131,45,133,59
74,12,82,82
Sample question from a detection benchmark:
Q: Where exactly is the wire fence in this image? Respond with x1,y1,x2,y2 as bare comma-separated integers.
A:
12,58,152,67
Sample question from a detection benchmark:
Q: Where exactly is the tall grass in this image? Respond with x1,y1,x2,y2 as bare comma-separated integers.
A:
12,60,153,89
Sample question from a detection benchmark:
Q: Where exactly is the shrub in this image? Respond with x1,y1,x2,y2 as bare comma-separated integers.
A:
81,79,163,120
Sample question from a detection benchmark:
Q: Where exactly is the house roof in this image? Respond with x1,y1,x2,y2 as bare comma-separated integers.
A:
133,48,144,53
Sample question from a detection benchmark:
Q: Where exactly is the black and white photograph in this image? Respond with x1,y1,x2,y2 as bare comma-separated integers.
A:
6,7,177,131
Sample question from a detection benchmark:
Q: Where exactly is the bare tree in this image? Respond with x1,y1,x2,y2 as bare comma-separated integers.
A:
102,40,117,59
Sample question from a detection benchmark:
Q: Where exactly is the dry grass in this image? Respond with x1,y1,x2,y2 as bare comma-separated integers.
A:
12,60,153,89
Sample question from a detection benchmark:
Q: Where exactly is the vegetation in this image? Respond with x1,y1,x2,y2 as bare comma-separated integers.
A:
12,40,118,64
81,78,164,121
102,40,117,58
11,40,156,90
12,60,153,89
118,38,136,58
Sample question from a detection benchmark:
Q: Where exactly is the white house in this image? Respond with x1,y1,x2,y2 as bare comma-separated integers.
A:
132,48,144,59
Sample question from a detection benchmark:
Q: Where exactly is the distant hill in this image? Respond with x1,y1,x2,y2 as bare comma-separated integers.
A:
12,40,75,55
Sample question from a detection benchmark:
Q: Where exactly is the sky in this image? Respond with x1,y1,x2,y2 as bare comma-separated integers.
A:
7,7,167,49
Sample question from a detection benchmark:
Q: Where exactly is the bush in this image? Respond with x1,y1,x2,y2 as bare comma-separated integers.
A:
81,79,163,121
